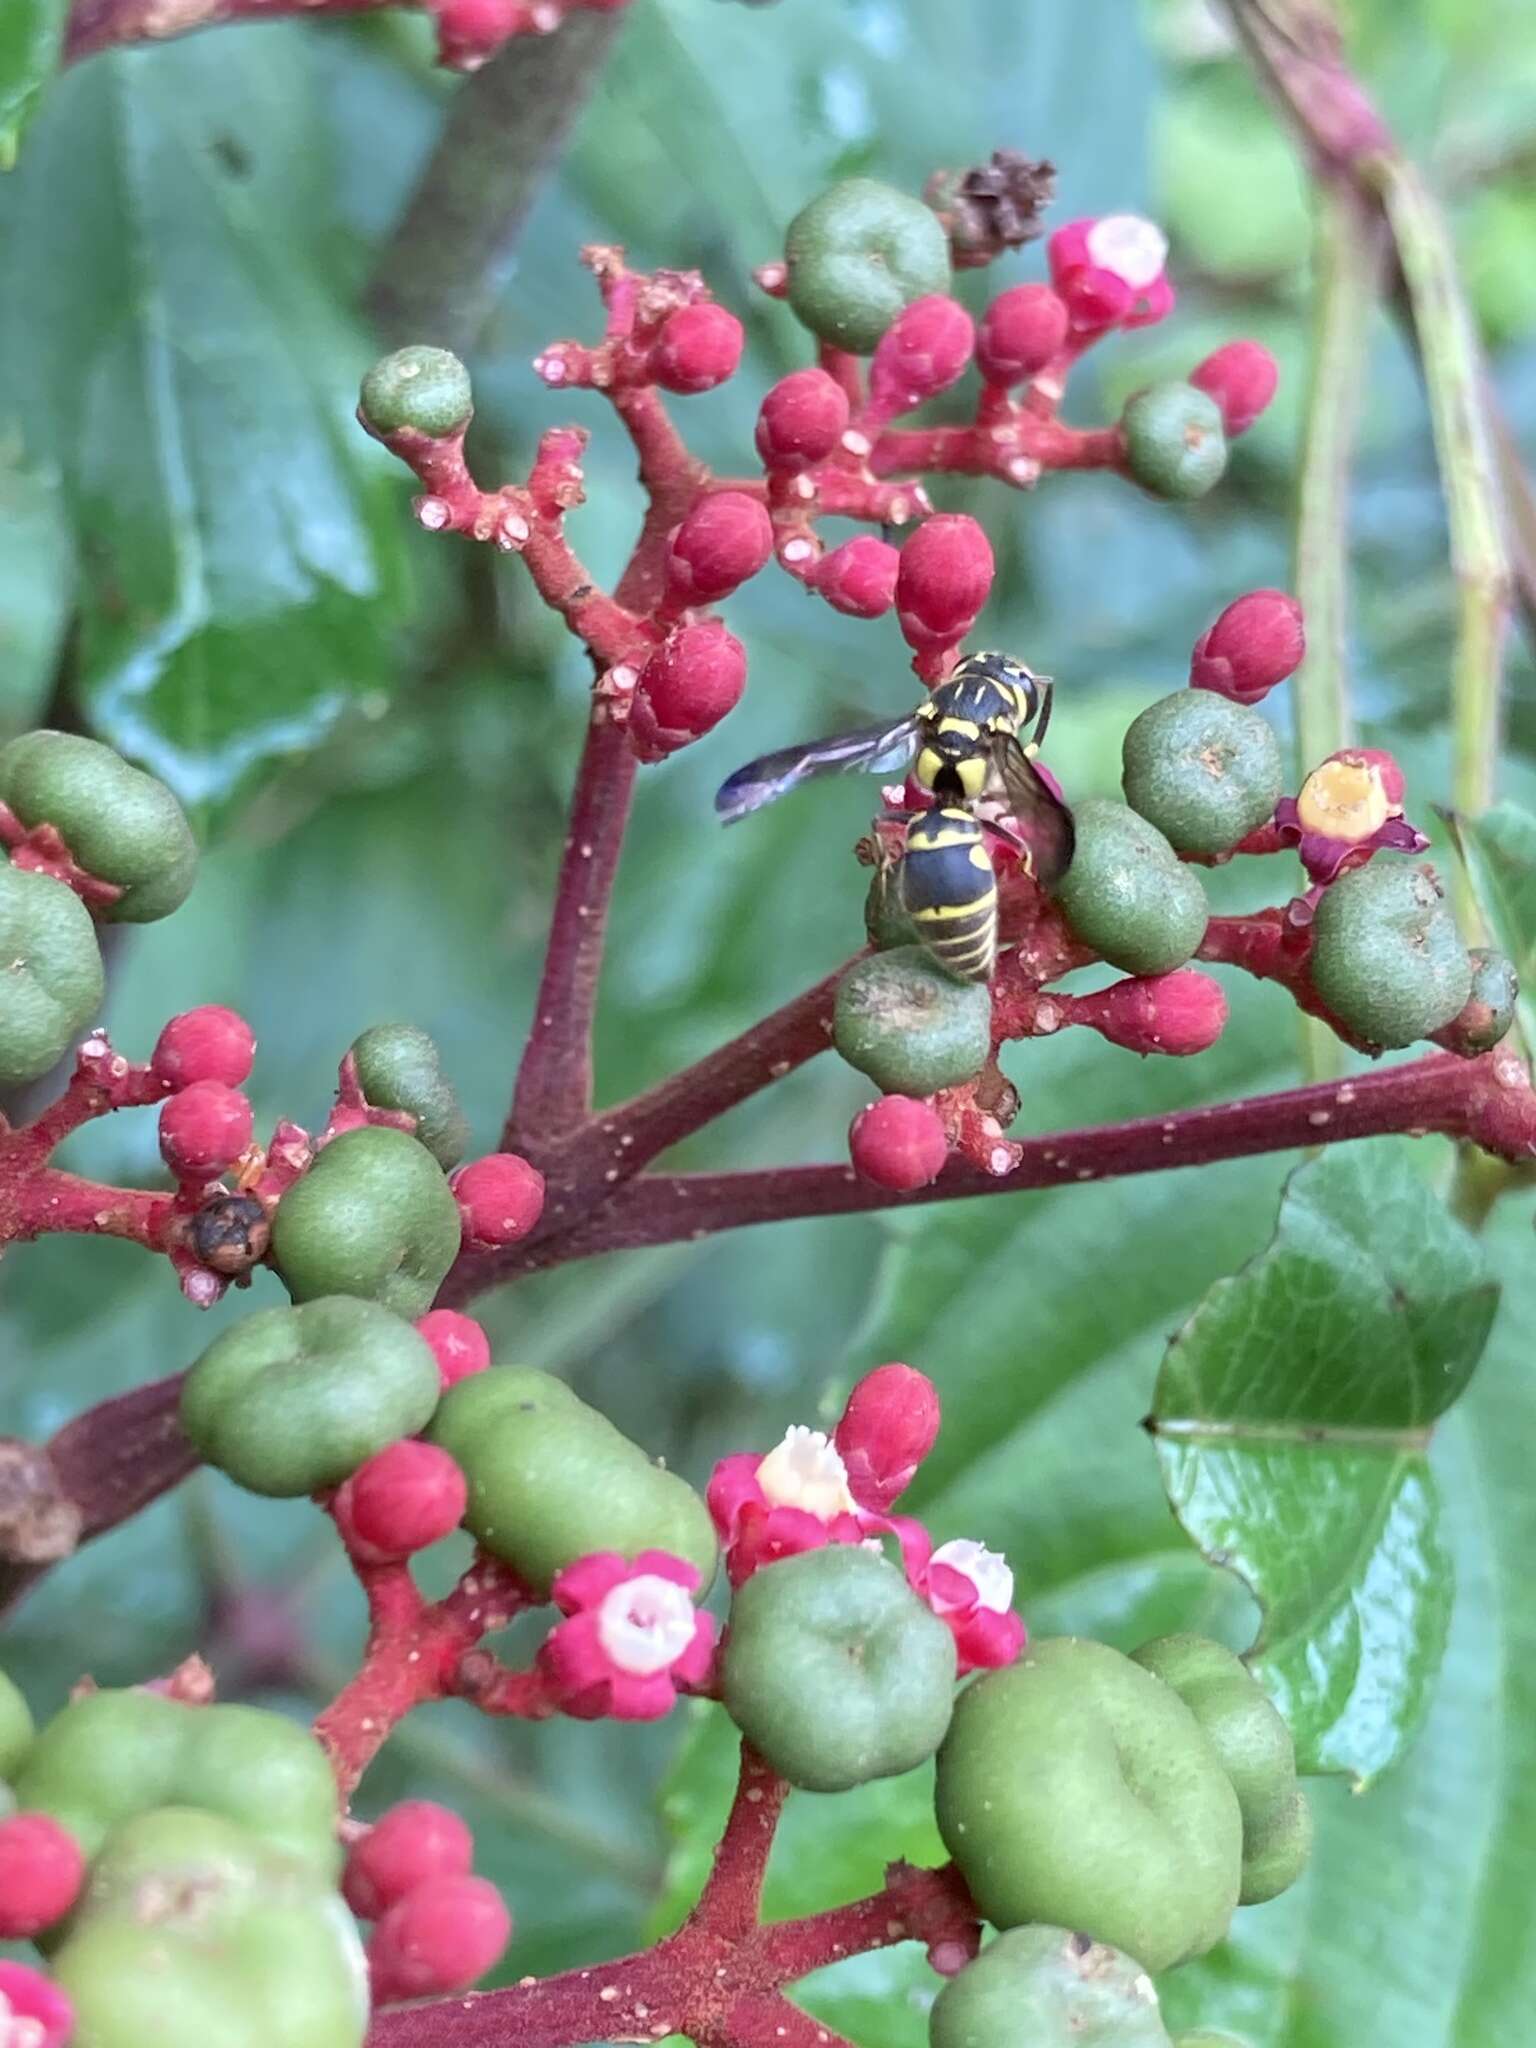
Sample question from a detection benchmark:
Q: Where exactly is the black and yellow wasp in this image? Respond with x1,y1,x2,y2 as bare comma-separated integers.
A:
715,651,1074,983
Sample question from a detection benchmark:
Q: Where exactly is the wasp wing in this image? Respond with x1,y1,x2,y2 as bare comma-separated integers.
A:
995,738,1075,886
715,716,920,824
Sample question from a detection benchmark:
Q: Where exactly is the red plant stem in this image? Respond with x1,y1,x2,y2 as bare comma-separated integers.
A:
450,1047,1536,1286
692,1745,790,1939
507,710,639,1148
872,416,1125,484
64,0,624,64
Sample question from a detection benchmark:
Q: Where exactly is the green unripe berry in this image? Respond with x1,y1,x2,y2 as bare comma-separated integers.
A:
0,730,197,923
1439,945,1518,1053
0,864,104,1085
935,1636,1242,1973
864,863,919,950
349,1022,470,1169
359,345,473,438
721,1546,956,1792
180,1297,441,1498
1309,858,1472,1049
0,1667,34,1779
784,178,952,354
1121,692,1283,856
930,1926,1170,2048
429,1366,717,1596
1123,383,1228,501
1131,1635,1310,1906
1056,799,1209,975
53,1808,368,2048
271,1125,462,1316
834,944,990,1095
15,1690,340,1872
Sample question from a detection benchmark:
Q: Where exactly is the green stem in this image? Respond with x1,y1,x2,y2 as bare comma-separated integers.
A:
1367,156,1512,842
1291,175,1384,1079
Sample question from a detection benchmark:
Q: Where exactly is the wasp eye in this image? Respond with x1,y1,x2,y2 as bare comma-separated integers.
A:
958,757,988,798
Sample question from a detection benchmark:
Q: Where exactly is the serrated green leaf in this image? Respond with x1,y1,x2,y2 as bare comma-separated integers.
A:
1152,1141,1498,1784
0,0,63,167
1443,801,1536,1054
0,30,407,826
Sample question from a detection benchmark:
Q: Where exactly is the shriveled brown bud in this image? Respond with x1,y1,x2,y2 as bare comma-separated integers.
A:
924,150,1057,270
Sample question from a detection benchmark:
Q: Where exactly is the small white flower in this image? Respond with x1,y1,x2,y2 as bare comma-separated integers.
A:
930,1538,1014,1613
596,1574,697,1676
1085,214,1168,291
755,1425,857,1520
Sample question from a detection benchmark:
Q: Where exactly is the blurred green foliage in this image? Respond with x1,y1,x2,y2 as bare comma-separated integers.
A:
2,0,1536,2038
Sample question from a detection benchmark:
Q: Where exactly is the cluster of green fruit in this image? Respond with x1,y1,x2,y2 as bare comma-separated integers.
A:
0,1671,367,2048
0,732,197,1087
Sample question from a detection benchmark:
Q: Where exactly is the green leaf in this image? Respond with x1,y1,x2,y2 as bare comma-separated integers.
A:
0,439,70,735
1151,1141,1498,1785
0,0,63,167
1443,801,1536,1054
0,31,407,825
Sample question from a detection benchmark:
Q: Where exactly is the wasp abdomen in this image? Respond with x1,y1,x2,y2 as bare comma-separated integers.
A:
900,808,998,984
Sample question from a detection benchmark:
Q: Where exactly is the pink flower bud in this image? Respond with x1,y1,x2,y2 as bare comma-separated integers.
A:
652,303,744,395
152,1005,257,1089
433,0,517,70
1190,588,1305,704
812,536,900,618
0,1963,72,2048
344,1802,475,1921
896,514,995,652
1189,339,1279,437
1048,214,1174,333
629,619,748,761
868,295,976,416
414,1308,491,1389
755,369,850,471
369,1874,511,2003
158,1081,253,1179
663,491,773,605
451,1152,546,1248
1091,971,1229,1057
848,1095,948,1191
0,1815,84,1938
345,1441,468,1559
976,283,1070,385
835,1362,941,1512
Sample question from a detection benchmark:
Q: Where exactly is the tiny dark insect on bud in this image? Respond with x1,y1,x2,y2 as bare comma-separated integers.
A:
190,1193,272,1276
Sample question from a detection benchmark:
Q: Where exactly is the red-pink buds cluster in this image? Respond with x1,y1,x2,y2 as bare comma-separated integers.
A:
976,282,1070,386
868,295,976,420
1190,340,1279,437
896,513,996,656
415,1308,492,1389
1047,213,1174,332
663,491,773,605
346,1801,510,2005
629,618,748,761
158,1080,254,1181
1190,589,1305,704
652,302,745,394
834,1362,942,1514
809,535,901,618
151,1005,257,1089
0,1963,71,2048
755,369,850,470
335,1440,469,1561
1073,971,1230,1058
430,0,637,76
849,1095,950,1191
451,1152,546,1249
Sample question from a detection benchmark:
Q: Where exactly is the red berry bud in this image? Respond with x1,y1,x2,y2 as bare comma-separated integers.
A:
1189,339,1279,437
1089,970,1228,1056
451,1152,546,1248
812,536,900,618
652,303,744,395
152,1005,257,1089
158,1081,253,1179
895,514,995,653
869,295,976,416
415,1308,491,1389
755,368,850,471
433,0,517,70
976,283,1070,386
0,1964,71,2048
345,1440,468,1559
848,1094,949,1192
344,1802,475,1922
369,1873,511,2002
835,1361,941,1511
663,491,773,605
1190,588,1305,704
629,619,748,761
0,1815,85,1938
